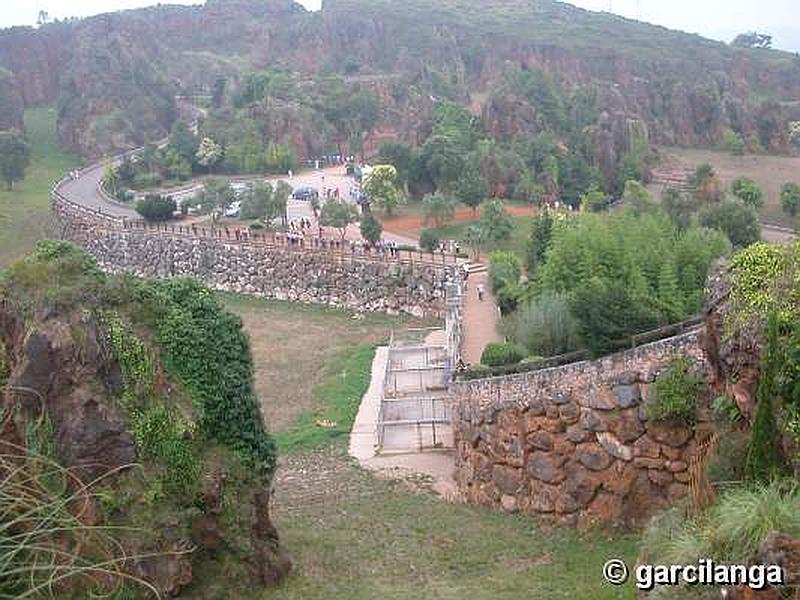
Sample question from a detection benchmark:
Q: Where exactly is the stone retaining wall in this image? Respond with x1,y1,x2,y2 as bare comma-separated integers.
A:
450,330,710,527
52,197,452,318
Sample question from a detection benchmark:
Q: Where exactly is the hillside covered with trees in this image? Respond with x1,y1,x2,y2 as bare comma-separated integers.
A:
0,0,798,164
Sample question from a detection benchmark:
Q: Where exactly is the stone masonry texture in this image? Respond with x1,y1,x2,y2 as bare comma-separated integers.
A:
52,197,452,319
449,330,710,528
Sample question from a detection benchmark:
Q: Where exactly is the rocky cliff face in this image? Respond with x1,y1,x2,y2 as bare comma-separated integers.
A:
1,0,798,157
0,249,291,597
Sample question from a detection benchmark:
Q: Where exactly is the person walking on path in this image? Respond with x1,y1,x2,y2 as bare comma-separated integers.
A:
477,284,485,302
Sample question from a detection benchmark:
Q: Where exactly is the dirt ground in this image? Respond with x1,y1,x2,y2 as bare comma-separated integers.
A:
658,147,800,229
222,294,429,432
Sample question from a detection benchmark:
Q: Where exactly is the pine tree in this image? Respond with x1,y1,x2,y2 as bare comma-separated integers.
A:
745,315,790,483
657,259,683,321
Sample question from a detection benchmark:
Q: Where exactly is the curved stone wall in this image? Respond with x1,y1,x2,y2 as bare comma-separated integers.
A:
450,330,710,527
51,195,454,319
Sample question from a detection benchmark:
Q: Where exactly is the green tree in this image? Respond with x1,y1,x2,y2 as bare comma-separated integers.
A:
480,199,513,241
422,134,466,191
691,163,724,204
526,211,554,273
580,185,609,213
622,180,654,215
0,131,31,190
514,169,546,206
135,194,176,221
570,277,660,356
731,32,772,49
732,177,764,209
102,157,118,195
240,183,273,220
363,165,403,215
657,259,684,321
789,122,800,152
419,229,440,253
507,291,581,357
196,137,224,172
271,180,292,226
463,223,486,261
489,251,523,313
169,121,198,162
721,128,746,156
699,199,761,248
197,178,234,214
265,143,295,174
662,187,696,231
616,152,644,194
320,199,358,240
453,167,489,214
161,147,192,181
422,192,457,229
781,183,800,217
360,212,383,244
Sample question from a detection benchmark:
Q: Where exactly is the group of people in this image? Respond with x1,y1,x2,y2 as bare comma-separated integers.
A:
347,239,402,257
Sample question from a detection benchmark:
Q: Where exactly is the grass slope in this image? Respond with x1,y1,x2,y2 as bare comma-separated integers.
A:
223,294,639,599
273,344,376,452
266,444,640,600
0,107,80,267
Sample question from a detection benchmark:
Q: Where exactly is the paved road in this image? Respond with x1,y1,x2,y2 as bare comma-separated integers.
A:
56,161,361,223
58,163,137,218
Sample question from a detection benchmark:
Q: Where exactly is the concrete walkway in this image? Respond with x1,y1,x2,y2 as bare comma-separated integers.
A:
461,269,502,365
349,347,458,499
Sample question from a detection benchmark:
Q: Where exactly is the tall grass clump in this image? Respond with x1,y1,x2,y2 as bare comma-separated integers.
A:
643,481,800,570
0,438,169,599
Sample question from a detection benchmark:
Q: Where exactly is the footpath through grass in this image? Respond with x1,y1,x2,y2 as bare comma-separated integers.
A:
0,107,80,267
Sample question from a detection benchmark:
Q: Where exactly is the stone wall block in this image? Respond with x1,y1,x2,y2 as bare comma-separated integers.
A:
597,432,634,462
575,442,613,472
527,452,566,484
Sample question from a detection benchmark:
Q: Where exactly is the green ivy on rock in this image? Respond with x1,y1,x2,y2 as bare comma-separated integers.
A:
148,279,276,477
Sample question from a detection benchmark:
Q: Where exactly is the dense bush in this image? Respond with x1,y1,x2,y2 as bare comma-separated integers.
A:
419,229,440,252
480,342,526,367
135,194,176,221
145,278,277,476
644,357,703,427
699,199,761,248
506,291,581,358
530,210,729,354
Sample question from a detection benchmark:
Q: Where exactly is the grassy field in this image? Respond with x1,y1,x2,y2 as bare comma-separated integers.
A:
660,147,800,228
220,294,639,600
0,107,80,267
432,214,533,260
262,443,639,600
221,294,430,437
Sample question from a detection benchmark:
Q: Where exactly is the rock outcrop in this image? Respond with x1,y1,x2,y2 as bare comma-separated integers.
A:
0,258,291,597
